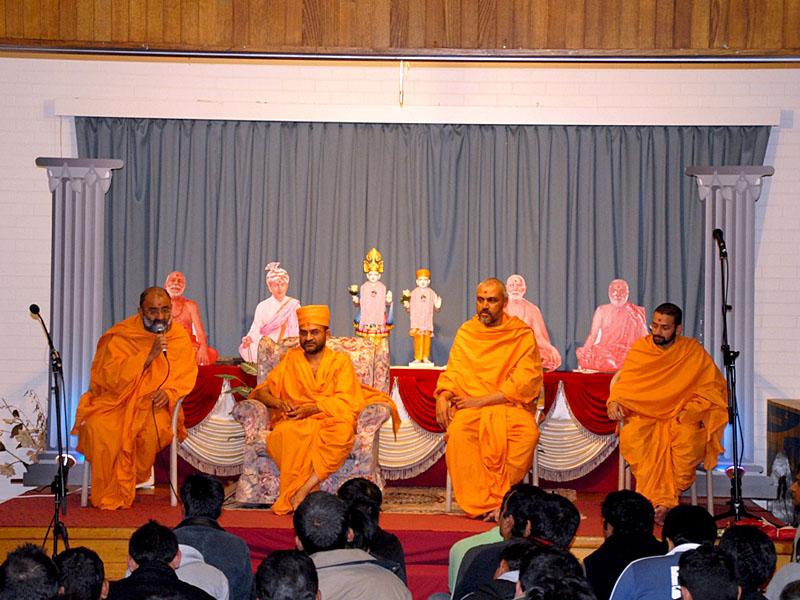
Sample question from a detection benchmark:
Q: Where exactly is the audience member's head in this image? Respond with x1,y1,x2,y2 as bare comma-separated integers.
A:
294,492,349,555
677,543,739,600
781,580,800,600
337,477,383,509
495,541,532,578
661,505,717,547
346,499,378,551
528,492,580,549
517,544,583,595
54,547,107,600
523,574,597,600
254,550,319,600
718,524,776,595
500,484,545,540
128,520,180,570
601,490,655,537
0,543,59,600
179,473,225,520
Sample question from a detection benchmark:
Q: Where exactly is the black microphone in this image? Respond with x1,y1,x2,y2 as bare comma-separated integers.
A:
712,228,728,258
152,322,167,357
29,304,40,315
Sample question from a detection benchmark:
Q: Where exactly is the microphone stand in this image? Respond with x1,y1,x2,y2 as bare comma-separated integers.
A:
30,306,71,556
711,237,753,523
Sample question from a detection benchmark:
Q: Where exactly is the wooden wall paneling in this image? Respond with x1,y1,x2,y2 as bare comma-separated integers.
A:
285,0,302,46
787,0,800,48
637,0,657,49
145,0,163,43
495,0,513,48
442,0,461,48
689,0,711,49
389,0,408,47
582,0,602,48
351,0,371,48
654,0,675,49
5,0,25,38
459,0,478,48
425,0,445,48
338,0,352,47
301,0,321,47
231,0,248,47
564,0,586,49
545,0,565,49
0,0,6,38
709,0,726,48
529,0,547,48
600,0,621,49
248,0,269,48
44,0,60,39
212,0,232,47
111,0,130,42
673,0,693,48
263,0,286,47
619,0,640,49
759,0,785,49
128,0,146,42
478,0,497,48
94,0,113,41
76,0,94,40
372,0,390,48
726,0,748,48
511,0,529,48
162,0,181,43
22,0,43,39
180,0,199,45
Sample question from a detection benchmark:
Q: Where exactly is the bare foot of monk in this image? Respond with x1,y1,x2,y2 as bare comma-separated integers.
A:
290,473,321,511
654,504,668,526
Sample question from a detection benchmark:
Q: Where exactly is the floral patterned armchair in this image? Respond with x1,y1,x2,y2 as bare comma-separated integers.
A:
232,335,391,505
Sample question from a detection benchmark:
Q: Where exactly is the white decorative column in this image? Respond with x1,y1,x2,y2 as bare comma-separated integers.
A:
34,158,123,459
685,166,774,467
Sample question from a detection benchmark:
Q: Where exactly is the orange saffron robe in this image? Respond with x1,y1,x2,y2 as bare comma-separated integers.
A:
72,315,197,510
254,346,395,515
435,315,543,517
609,335,728,508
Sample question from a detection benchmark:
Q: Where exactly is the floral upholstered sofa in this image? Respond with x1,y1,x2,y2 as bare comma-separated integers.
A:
232,335,391,504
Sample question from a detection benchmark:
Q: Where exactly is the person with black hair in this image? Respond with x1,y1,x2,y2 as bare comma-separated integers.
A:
0,543,59,600
451,484,546,600
527,491,580,549
515,544,584,598
293,491,410,600
523,574,598,600
174,474,252,600
780,581,800,600
609,504,718,600
107,520,213,600
54,546,108,600
465,541,532,600
678,544,740,600
719,525,775,600
584,490,667,600
253,550,319,600
337,477,406,582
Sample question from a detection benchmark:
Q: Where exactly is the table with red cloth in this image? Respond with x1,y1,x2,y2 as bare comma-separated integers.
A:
384,368,619,487
181,365,256,428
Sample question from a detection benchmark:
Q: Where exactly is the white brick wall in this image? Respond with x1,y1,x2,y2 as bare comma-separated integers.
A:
0,56,797,483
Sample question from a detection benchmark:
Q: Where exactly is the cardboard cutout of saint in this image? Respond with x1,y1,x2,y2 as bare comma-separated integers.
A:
402,268,442,366
349,248,393,339
164,271,219,366
505,274,562,372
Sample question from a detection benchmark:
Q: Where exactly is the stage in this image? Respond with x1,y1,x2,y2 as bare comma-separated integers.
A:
0,484,792,600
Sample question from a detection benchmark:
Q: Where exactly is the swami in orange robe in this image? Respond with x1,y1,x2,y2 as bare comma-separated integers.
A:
436,280,543,517
250,305,397,515
72,289,197,510
609,330,727,510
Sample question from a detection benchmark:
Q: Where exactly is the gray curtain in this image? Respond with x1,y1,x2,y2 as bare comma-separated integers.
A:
76,119,770,367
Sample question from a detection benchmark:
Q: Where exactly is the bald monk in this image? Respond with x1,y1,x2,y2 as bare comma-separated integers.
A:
164,270,218,366
248,305,398,515
435,278,543,518
607,302,727,522
72,287,198,509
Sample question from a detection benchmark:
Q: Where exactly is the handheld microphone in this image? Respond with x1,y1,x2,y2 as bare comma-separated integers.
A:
29,304,40,315
152,322,167,357
712,228,728,258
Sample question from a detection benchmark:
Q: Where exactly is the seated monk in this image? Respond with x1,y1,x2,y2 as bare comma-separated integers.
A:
505,274,561,371
576,279,648,372
435,278,543,518
240,262,301,362
72,287,197,509
248,305,398,515
607,302,728,522
164,271,219,366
